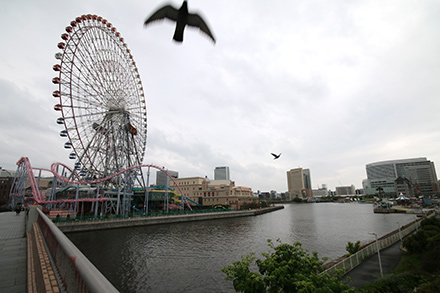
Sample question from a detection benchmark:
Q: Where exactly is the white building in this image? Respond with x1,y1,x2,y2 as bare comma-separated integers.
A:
335,185,356,196
363,158,438,195
312,184,328,198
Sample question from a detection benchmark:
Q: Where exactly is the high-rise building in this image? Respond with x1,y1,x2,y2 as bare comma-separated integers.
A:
303,169,312,189
156,170,178,186
363,158,438,195
214,166,230,180
286,168,312,199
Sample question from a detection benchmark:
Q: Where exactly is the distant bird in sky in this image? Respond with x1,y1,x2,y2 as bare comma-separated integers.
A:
144,1,216,44
271,153,281,160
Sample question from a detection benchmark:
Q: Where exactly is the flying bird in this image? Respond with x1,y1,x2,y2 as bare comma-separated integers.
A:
144,1,216,43
271,153,281,160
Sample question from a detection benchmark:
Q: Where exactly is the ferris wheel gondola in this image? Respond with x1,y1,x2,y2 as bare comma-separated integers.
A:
52,14,147,186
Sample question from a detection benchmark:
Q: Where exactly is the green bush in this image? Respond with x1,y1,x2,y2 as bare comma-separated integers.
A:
417,275,440,292
222,239,353,292
404,216,440,254
423,225,440,232
427,233,440,250
346,241,361,255
403,231,428,254
421,217,440,228
421,249,440,274
357,272,425,293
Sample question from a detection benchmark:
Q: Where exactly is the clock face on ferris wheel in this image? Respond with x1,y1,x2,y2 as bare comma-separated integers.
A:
53,14,147,181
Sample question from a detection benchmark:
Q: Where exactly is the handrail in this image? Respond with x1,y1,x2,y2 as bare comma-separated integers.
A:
36,208,118,292
321,212,435,275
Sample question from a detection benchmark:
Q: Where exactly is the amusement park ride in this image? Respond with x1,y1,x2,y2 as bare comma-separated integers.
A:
8,14,191,216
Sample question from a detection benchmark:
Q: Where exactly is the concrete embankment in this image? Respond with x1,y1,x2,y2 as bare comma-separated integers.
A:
56,206,284,233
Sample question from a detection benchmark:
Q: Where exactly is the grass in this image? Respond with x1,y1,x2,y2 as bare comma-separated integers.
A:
393,253,421,274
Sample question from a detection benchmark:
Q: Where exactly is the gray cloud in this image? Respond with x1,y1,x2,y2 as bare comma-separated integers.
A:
1,0,440,192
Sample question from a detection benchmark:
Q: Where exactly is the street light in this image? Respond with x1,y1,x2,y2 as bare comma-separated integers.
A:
369,232,383,278
414,216,419,232
396,221,402,243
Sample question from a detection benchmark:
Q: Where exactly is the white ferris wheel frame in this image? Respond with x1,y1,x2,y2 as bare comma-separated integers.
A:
53,14,147,182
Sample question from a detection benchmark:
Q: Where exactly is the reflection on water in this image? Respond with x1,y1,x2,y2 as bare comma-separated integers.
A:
67,203,416,292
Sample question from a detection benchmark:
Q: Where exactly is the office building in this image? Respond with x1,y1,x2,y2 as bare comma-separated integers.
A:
335,185,355,196
214,166,230,180
395,176,414,197
156,170,178,186
286,168,312,199
363,158,438,196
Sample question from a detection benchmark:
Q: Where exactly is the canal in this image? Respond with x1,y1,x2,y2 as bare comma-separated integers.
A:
67,203,417,292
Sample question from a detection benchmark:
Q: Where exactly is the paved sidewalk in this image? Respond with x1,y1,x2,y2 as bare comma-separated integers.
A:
344,240,403,288
0,211,27,293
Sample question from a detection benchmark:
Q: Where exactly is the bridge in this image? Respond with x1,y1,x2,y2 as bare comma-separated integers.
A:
0,204,283,292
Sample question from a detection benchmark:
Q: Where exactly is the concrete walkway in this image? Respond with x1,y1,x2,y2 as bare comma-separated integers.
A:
0,211,27,293
344,240,403,288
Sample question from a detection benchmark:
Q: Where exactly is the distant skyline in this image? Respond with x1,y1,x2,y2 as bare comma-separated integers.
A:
2,1,440,192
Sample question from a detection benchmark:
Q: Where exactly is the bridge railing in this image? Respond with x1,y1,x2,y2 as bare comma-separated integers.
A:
35,207,118,293
321,214,430,276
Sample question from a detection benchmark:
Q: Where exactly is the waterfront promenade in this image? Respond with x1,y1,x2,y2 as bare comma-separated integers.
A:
344,240,403,288
55,206,284,232
0,211,27,293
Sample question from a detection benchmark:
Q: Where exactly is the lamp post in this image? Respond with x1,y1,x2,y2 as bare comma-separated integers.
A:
369,232,383,278
396,221,402,243
414,216,418,232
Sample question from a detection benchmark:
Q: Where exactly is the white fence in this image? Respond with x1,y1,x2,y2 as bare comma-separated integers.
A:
321,213,434,275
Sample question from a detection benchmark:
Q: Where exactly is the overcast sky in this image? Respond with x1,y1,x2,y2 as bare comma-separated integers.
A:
1,0,440,192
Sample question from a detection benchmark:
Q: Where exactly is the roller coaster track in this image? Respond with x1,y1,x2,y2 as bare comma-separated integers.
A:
10,157,191,209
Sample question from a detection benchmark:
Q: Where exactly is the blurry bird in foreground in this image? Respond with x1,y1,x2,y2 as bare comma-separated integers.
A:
144,1,216,44
271,153,281,160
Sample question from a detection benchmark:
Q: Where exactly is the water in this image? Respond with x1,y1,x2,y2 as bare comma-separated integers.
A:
67,203,416,292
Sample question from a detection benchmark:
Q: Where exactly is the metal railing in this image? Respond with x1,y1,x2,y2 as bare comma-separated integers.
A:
36,208,118,292
321,215,428,275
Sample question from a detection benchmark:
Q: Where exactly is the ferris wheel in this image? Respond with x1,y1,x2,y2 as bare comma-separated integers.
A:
52,14,147,185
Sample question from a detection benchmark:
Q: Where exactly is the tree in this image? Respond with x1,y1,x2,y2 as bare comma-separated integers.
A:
346,241,361,255
293,197,303,203
222,239,353,292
